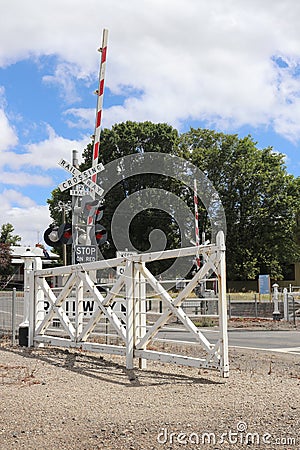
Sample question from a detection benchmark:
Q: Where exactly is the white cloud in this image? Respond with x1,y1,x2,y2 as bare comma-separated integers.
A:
0,86,6,107
63,108,95,129
42,62,84,104
1,125,87,171
0,0,300,250
5,205,51,246
23,125,88,169
0,0,105,72
1,0,300,141
0,170,52,187
0,190,51,245
0,189,36,208
0,108,18,151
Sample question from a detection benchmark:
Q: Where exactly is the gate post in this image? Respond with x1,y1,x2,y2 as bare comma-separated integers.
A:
29,255,43,347
34,259,45,347
217,231,229,378
283,287,288,321
126,260,135,369
19,250,42,347
137,264,147,369
272,283,281,321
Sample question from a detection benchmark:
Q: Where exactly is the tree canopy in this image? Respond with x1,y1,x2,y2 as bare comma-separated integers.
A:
0,243,13,287
0,223,21,246
0,223,19,287
180,129,300,280
46,121,300,281
81,122,182,275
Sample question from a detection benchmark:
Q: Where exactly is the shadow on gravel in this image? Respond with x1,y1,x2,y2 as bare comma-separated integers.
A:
0,346,223,387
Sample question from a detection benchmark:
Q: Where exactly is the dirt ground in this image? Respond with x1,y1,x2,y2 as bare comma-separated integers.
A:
227,317,300,330
0,320,299,450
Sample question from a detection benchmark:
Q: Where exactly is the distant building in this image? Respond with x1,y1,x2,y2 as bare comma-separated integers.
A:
6,245,59,290
280,262,300,289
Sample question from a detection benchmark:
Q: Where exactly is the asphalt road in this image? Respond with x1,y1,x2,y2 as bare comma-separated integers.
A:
158,328,300,355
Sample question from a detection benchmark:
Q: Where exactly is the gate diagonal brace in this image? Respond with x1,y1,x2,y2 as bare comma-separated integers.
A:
137,258,219,353
77,270,127,342
204,340,222,366
35,273,77,339
30,231,228,377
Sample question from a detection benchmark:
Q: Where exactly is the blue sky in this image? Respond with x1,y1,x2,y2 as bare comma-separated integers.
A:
1,0,300,245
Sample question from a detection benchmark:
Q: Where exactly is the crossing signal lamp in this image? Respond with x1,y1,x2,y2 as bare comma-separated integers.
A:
60,224,72,245
44,223,107,247
44,223,72,247
94,224,107,246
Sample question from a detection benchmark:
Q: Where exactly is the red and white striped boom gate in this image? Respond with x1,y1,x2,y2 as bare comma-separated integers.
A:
91,28,108,190
194,179,201,269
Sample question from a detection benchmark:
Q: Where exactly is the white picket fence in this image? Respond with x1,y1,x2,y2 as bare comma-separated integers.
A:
22,231,229,377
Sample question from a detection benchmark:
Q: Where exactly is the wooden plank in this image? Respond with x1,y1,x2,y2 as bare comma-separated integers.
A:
134,350,220,370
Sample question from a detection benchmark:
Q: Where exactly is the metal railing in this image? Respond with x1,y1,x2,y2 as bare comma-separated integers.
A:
0,289,24,344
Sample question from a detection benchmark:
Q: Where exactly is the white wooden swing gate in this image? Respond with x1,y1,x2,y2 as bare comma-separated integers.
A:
28,231,229,377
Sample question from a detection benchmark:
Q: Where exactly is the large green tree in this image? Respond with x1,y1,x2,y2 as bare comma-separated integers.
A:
81,121,182,274
179,128,300,280
0,243,13,287
0,223,20,287
46,122,300,281
0,223,21,246
47,122,182,273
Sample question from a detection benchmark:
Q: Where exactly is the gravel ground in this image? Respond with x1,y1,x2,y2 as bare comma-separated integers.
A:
0,324,300,450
